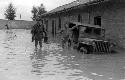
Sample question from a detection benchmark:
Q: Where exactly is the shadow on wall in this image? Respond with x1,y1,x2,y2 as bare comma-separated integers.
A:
0,19,37,29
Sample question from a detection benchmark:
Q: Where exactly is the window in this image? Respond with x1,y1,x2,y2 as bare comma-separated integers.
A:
85,27,92,33
94,16,101,26
84,27,92,33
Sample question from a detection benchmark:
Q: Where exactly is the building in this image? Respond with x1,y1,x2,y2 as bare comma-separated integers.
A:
41,0,125,48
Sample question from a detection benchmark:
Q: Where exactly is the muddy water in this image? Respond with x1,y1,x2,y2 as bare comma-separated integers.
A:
0,29,124,80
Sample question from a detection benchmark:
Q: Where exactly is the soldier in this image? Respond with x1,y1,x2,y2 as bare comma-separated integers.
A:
61,23,71,48
5,24,9,29
31,22,45,48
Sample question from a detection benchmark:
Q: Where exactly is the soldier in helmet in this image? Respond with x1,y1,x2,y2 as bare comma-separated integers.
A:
31,22,45,48
61,23,72,48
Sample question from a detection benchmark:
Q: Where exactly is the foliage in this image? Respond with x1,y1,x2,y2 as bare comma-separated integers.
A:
31,4,47,21
4,3,16,20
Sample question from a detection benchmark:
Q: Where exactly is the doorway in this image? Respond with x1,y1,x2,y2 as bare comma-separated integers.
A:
78,14,82,22
52,20,56,37
52,20,54,37
58,17,61,30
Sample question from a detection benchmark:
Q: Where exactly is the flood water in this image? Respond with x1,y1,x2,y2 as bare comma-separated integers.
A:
0,29,124,80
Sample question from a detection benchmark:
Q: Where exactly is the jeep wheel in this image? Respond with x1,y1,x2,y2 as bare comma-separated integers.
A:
80,47,88,54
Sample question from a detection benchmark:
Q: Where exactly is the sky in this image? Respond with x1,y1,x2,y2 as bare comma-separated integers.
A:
0,0,76,21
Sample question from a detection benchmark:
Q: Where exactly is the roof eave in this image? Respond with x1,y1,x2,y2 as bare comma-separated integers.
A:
41,0,110,17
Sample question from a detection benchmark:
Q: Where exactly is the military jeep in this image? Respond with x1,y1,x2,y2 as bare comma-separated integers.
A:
68,22,111,54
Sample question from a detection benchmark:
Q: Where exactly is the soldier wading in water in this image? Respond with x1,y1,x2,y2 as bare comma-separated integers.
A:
31,22,46,49
60,23,72,48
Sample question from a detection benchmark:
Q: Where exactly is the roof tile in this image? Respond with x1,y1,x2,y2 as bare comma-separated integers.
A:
42,0,109,16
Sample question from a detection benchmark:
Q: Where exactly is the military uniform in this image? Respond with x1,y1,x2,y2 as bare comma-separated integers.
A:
61,28,72,48
31,22,45,48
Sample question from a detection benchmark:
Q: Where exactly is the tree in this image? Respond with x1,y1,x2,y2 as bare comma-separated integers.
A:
31,4,47,21
4,3,16,20
31,6,38,21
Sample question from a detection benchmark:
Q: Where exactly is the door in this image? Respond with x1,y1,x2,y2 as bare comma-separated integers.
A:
58,17,61,30
54,20,56,36
52,20,54,37
78,14,82,22
45,20,48,31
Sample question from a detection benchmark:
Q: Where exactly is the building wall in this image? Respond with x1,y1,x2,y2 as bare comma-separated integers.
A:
102,2,125,47
43,1,125,47
0,19,36,29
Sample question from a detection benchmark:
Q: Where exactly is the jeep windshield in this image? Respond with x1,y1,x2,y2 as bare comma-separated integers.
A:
68,22,105,39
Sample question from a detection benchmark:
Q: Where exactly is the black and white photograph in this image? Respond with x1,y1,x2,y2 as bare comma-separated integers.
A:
0,0,124,80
